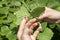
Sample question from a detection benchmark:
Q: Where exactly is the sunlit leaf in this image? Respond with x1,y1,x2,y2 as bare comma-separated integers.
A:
1,26,11,35
14,6,31,25
6,32,17,40
37,28,54,40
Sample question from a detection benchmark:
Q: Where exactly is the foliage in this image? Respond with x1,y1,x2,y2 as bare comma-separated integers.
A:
0,0,60,40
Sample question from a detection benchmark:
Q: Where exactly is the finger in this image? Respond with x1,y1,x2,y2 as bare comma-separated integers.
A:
33,23,42,38
17,16,27,38
25,18,36,28
30,22,38,30
39,13,49,20
56,20,60,23
23,28,32,35
23,22,38,35
19,16,28,31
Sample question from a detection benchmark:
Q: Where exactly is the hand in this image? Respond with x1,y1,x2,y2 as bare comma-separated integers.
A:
39,7,60,23
17,16,42,40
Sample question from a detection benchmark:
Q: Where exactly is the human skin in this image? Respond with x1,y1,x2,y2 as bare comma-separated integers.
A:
17,7,60,40
39,7,60,23
17,16,42,40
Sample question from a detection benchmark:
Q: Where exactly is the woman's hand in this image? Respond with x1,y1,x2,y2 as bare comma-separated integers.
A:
39,7,60,23
17,16,42,40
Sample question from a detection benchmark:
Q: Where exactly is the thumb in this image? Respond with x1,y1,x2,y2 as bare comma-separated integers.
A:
38,13,49,20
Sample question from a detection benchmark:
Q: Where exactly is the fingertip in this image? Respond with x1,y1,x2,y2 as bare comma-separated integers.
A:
30,22,38,29
38,17,41,19
33,22,38,26
38,16,44,20
37,22,42,31
55,20,60,23
32,18,36,21
24,16,28,20
29,18,36,23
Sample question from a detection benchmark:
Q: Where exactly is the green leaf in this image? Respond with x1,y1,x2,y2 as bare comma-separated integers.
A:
47,0,60,8
0,20,3,24
0,38,2,40
37,0,48,6
30,7,45,18
56,24,60,31
2,13,16,24
6,32,17,40
22,1,30,11
49,23,56,29
0,24,2,27
0,7,9,14
8,1,21,12
0,14,7,20
41,22,47,32
37,28,54,40
10,1,21,6
0,36,2,40
56,6,60,11
14,6,31,25
29,1,39,10
1,26,11,35
9,22,17,29
0,0,8,7
26,0,47,11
